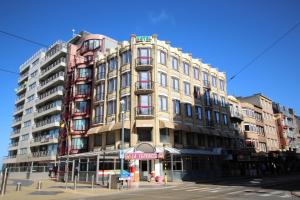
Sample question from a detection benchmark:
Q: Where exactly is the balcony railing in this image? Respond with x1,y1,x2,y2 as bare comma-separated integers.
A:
95,92,105,101
40,71,65,87
37,101,62,114
94,115,104,124
16,93,26,101
96,72,106,80
16,84,27,93
31,135,58,143
230,110,244,120
18,72,29,82
135,81,153,91
41,57,66,75
11,129,20,135
35,118,60,128
14,105,24,112
38,86,64,100
13,117,22,123
9,142,19,147
31,151,56,158
136,106,154,116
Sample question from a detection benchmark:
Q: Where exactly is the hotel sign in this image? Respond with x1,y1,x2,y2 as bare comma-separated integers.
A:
125,152,164,160
136,36,152,42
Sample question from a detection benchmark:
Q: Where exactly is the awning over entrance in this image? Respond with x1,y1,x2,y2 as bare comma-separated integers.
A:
135,119,154,128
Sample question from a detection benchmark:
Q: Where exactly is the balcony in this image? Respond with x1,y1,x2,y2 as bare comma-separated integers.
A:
203,80,211,89
11,117,22,127
3,155,17,164
15,84,27,94
15,93,26,104
40,42,67,68
230,110,244,122
135,106,154,118
135,57,153,70
36,87,64,105
35,104,62,119
10,129,21,138
18,72,29,83
205,120,214,128
38,71,65,93
29,151,57,162
40,57,66,80
13,105,24,116
96,72,106,81
30,136,58,147
8,142,19,150
93,115,104,125
135,81,153,94
33,119,60,133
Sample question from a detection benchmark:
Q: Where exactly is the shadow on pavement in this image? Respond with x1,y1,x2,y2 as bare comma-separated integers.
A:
29,191,64,196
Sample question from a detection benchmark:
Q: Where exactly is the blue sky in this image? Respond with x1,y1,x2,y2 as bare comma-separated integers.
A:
0,0,299,165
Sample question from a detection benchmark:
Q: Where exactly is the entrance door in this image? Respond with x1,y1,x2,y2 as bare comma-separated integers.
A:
139,160,151,181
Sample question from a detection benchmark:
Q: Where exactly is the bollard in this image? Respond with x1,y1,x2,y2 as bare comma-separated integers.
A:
74,175,77,191
37,180,42,190
16,182,21,191
164,172,167,185
91,175,94,190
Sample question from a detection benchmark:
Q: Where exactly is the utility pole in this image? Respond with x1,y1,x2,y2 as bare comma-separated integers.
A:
120,100,125,183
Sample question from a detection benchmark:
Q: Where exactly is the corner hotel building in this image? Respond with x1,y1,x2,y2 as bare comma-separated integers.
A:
58,32,236,181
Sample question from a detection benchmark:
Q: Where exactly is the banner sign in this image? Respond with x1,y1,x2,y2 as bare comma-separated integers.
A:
125,152,164,160
136,36,152,42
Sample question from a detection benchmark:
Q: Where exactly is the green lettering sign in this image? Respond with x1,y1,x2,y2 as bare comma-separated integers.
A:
136,36,152,42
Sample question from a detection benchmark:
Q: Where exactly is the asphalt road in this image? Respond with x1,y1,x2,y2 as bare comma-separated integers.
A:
76,177,300,200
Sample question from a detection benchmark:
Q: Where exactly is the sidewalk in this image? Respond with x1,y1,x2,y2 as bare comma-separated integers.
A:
0,179,180,200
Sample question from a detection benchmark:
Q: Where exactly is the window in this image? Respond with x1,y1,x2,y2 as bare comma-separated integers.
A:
108,100,116,115
194,67,199,80
171,56,178,70
223,114,228,125
19,148,27,155
71,138,88,150
25,107,33,115
94,134,102,146
186,133,194,146
214,111,220,124
221,96,226,107
173,99,181,115
171,77,179,92
23,120,31,127
174,130,182,144
160,128,169,143
194,86,201,99
195,106,202,120
185,103,192,117
73,119,88,130
184,82,190,96
158,50,166,65
121,50,131,65
30,70,37,78
97,63,106,80
213,93,219,105
121,72,131,88
21,133,29,141
137,48,151,65
121,95,131,112
29,82,36,90
203,71,209,86
76,84,90,95
137,128,152,142
120,129,130,143
206,109,212,122
108,57,118,71
106,133,115,145
219,79,225,91
158,96,168,112
75,101,88,113
183,62,189,75
158,71,167,87
211,76,217,87
78,68,91,78
27,94,35,102
82,39,101,52
95,83,105,101
94,104,104,124
108,78,116,93
204,90,210,105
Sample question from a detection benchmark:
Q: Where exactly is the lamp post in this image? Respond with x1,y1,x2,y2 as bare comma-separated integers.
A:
120,100,125,181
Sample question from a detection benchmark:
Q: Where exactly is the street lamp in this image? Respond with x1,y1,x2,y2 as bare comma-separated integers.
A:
120,99,125,181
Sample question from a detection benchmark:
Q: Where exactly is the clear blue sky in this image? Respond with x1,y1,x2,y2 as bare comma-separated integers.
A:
0,0,299,166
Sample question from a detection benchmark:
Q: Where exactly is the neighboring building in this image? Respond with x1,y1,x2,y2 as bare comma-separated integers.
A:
4,41,67,169
296,116,300,152
58,33,235,182
227,96,244,149
239,101,266,152
238,94,279,152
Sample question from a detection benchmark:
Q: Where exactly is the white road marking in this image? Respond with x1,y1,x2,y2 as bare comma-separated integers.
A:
227,190,245,195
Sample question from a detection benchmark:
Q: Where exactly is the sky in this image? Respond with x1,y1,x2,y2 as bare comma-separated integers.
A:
0,0,299,166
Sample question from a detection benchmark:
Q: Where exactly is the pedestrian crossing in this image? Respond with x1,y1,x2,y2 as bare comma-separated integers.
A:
171,184,292,198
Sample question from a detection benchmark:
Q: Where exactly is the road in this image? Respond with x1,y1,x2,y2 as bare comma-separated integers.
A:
77,177,300,200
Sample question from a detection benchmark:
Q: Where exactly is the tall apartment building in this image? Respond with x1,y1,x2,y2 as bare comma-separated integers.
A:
296,116,300,152
4,41,67,169
58,32,235,181
238,94,279,152
273,103,298,151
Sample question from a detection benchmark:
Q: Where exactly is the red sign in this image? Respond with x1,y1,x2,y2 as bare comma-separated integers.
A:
125,153,164,160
